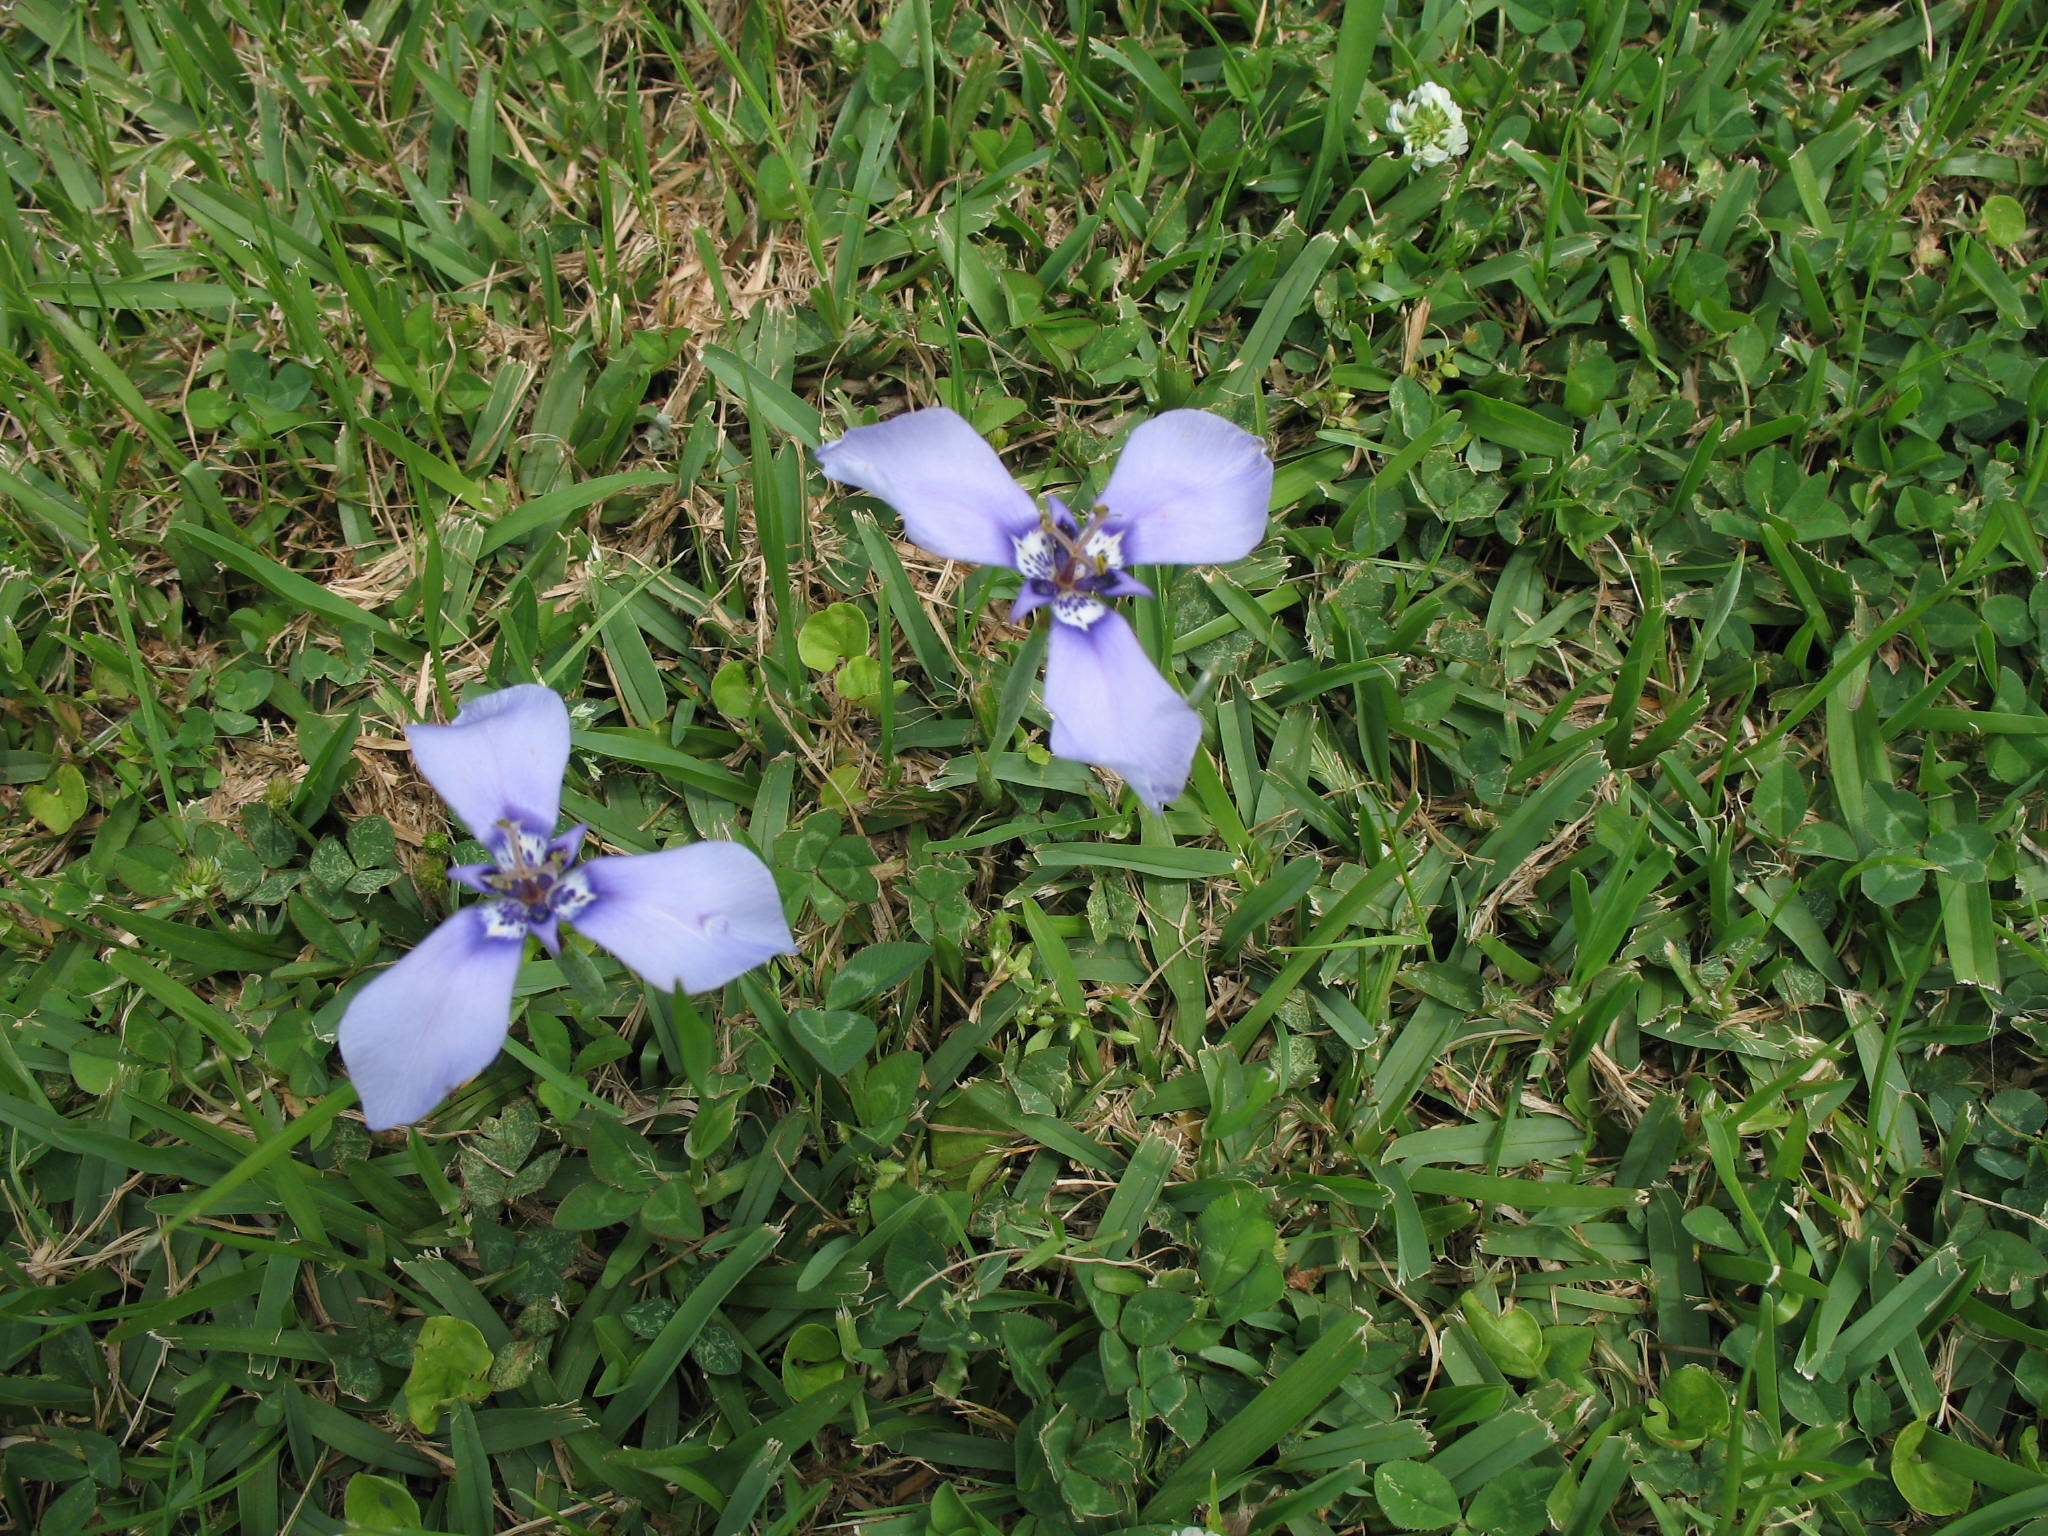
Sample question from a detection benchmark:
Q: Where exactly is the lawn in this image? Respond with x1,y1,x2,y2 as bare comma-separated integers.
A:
2,0,2047,1532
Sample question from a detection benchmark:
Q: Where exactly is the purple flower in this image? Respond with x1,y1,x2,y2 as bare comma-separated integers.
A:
337,684,793,1130
817,408,1273,809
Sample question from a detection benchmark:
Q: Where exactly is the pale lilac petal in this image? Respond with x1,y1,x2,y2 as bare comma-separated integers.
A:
569,843,795,993
1043,611,1202,811
406,684,570,849
1099,410,1274,566
817,407,1041,567
338,905,526,1130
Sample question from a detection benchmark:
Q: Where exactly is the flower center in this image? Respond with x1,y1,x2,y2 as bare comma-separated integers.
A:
1014,506,1125,629
476,820,595,935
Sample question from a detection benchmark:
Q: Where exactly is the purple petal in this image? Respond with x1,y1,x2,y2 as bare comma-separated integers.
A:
1043,611,1201,811
817,407,1041,567
568,842,795,993
1010,584,1053,624
1091,569,1153,600
1099,410,1274,566
407,684,570,848
447,862,496,895
337,905,526,1130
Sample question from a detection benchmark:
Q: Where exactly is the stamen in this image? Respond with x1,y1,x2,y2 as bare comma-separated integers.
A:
1023,500,1129,628
1081,524,1125,569
494,820,551,874
484,818,581,927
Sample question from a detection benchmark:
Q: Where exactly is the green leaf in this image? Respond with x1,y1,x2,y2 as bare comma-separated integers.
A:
1820,1245,1965,1381
799,602,871,671
342,1472,421,1532
1642,1364,1730,1449
928,1482,1008,1536
1197,1183,1277,1298
1981,193,2026,247
1034,844,1239,879
1118,1287,1195,1347
1374,1460,1462,1531
834,653,887,704
69,1039,121,1095
1139,1314,1372,1520
788,1008,877,1074
825,942,931,1009
171,525,412,649
1863,782,1928,850
308,837,356,891
700,346,825,443
1752,758,1807,841
1562,346,1616,418
346,815,398,870
1451,391,1575,458
1925,823,1995,881
22,764,89,834
109,909,291,976
552,1181,644,1231
1858,858,1927,906
402,1317,493,1434
1460,1296,1547,1377
1892,1418,1974,1516
1958,1228,2048,1295
570,727,755,804
692,1316,745,1375
598,1225,781,1437
1221,232,1339,390
588,1119,660,1191
711,659,758,723
1466,1465,1557,1536
1403,961,1484,1011
476,471,673,555
780,1322,846,1397
640,1180,704,1243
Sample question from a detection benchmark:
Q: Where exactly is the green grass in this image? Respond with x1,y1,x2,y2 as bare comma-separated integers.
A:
2,0,2047,1532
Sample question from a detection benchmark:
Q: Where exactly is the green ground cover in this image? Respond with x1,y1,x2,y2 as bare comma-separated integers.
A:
2,0,2047,1531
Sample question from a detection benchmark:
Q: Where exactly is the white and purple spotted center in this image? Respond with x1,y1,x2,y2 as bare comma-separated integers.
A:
453,821,597,948
1010,496,1152,630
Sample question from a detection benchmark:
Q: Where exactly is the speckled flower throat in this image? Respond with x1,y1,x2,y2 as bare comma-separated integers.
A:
457,822,595,940
1011,496,1149,630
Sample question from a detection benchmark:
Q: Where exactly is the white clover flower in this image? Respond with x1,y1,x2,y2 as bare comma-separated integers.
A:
1387,82,1469,167
1172,1528,1225,1536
